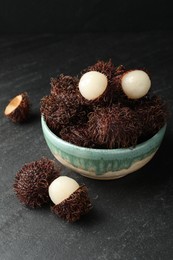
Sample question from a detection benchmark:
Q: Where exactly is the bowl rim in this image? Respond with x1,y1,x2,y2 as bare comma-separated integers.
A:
41,115,167,155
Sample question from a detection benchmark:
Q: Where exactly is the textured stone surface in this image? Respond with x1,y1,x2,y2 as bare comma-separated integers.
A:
0,33,173,260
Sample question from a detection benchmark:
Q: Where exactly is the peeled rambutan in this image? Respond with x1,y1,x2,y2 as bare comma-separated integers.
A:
88,105,142,148
13,158,60,208
113,67,152,103
80,59,117,105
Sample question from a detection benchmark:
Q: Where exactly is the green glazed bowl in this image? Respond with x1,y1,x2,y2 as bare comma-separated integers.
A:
41,116,167,180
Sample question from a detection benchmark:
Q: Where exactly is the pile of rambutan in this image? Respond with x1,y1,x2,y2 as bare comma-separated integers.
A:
13,157,92,222
40,60,169,149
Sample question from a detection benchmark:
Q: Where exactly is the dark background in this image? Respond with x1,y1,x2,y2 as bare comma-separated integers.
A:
0,1,173,260
0,0,173,32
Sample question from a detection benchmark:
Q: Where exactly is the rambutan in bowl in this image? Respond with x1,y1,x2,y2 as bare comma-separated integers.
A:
41,116,167,180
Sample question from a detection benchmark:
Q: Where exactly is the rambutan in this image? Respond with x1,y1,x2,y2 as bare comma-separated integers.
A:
51,185,92,222
59,124,95,148
13,158,60,208
135,95,169,138
49,176,92,222
50,74,84,106
88,105,142,148
50,74,78,96
80,59,117,105
83,59,115,84
40,95,77,131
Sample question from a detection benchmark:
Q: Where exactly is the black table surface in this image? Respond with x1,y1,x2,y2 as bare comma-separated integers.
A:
0,32,173,260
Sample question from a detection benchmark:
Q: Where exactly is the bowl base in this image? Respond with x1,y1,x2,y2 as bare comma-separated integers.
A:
54,151,157,180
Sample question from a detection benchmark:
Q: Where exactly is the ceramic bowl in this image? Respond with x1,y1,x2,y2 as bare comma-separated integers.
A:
41,116,167,180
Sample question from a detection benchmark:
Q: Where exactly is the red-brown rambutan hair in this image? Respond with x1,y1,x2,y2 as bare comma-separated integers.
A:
50,74,84,105
13,158,60,208
4,92,31,123
135,95,169,138
59,124,95,148
40,60,169,149
40,95,78,131
51,185,92,222
88,105,142,148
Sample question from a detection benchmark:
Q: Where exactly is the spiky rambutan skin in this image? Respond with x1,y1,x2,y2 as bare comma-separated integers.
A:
51,185,92,223
50,74,85,106
40,95,56,117
135,95,169,138
88,105,142,148
4,92,30,123
70,104,93,125
13,158,60,208
83,59,115,84
59,124,95,148
50,74,79,96
40,95,77,131
40,61,169,149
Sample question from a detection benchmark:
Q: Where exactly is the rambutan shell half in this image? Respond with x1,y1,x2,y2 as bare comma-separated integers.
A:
51,185,92,222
